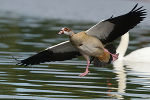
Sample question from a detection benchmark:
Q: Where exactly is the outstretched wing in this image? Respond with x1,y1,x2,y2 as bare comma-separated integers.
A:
17,41,81,66
86,3,146,44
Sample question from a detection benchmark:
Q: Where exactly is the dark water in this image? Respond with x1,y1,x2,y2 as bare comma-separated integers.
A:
0,15,150,100
0,0,150,99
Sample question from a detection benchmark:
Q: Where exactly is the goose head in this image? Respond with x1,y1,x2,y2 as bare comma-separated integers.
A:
58,27,74,36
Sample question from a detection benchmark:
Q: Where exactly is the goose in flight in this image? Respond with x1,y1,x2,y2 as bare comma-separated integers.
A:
17,4,146,77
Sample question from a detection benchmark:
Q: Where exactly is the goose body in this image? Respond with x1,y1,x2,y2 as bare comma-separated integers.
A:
17,4,146,77
60,29,116,76
70,31,110,62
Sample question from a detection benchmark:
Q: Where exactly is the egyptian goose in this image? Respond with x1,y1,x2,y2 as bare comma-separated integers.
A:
17,4,146,77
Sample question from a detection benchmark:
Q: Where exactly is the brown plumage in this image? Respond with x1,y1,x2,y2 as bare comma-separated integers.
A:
98,51,110,62
70,31,110,63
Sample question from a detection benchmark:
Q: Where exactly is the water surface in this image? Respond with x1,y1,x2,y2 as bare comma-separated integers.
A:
0,0,150,100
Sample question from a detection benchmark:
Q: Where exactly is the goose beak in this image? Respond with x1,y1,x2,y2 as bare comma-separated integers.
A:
58,30,64,34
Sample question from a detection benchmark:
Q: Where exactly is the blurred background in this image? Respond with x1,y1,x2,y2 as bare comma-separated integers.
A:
0,0,150,99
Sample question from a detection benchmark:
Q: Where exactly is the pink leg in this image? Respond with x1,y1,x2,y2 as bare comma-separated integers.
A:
79,60,90,77
104,49,119,61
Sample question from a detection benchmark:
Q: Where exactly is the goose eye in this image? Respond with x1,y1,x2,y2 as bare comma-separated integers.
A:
64,28,68,31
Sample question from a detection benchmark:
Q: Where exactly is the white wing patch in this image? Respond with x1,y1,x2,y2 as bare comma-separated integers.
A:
45,40,78,53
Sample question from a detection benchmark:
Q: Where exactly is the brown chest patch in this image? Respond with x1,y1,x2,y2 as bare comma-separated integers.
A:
98,51,110,63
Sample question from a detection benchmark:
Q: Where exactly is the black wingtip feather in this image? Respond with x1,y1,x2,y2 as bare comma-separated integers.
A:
110,15,113,19
17,49,81,66
130,3,139,12
103,4,147,44
128,4,147,22
12,56,23,66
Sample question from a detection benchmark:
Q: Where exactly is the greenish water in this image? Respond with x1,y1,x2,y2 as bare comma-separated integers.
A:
0,15,150,100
